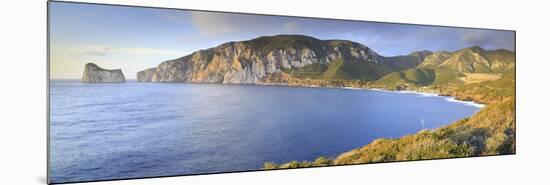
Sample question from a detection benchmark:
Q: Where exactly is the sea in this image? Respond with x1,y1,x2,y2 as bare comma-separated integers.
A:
49,80,481,183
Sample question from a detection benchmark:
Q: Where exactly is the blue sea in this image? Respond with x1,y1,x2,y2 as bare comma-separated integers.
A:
49,80,480,183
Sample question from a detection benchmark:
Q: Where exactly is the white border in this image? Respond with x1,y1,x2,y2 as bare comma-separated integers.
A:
2,0,548,185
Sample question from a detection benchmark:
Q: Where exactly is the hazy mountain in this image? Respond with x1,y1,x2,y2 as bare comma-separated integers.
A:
384,50,433,70
437,46,514,73
417,46,515,73
372,46,515,88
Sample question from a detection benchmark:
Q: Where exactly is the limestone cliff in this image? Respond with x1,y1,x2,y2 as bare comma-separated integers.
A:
81,63,126,83
136,35,405,84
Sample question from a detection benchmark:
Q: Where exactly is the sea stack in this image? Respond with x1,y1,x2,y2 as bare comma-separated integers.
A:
81,63,126,83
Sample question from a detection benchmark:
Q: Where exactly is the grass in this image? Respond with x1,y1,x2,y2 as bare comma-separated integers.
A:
243,35,330,57
373,68,435,87
370,67,467,90
281,63,328,79
281,58,391,81
444,71,515,104
264,157,334,170
459,73,501,85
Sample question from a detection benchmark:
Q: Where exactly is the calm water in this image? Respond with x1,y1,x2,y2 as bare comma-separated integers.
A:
49,80,480,183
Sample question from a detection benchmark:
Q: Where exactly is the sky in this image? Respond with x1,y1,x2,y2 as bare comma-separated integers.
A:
49,2,515,79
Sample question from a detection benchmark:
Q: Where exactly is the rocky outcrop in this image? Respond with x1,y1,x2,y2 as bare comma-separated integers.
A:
136,68,156,82
136,35,387,84
81,63,125,83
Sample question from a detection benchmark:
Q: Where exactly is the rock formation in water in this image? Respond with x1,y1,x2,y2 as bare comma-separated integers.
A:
81,63,126,83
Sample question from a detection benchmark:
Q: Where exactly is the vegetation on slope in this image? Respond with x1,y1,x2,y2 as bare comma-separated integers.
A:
373,68,436,87
281,58,394,81
330,97,515,165
368,67,466,90
422,46,515,74
442,71,515,104
243,35,330,57
384,50,432,70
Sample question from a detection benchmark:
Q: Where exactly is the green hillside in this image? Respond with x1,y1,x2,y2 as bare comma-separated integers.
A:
445,71,515,104
384,50,432,70
373,68,436,86
368,46,515,91
282,58,393,81
433,46,515,73
369,67,465,89
243,35,330,57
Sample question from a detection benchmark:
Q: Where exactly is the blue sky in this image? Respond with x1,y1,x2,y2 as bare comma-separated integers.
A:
49,1,515,79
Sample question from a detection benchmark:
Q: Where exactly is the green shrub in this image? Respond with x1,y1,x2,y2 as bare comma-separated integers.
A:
263,162,279,170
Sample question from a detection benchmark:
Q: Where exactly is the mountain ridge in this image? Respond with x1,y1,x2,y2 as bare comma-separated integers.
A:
136,34,514,86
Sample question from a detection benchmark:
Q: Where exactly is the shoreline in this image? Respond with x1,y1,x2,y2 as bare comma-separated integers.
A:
52,79,486,109
364,87,486,108
253,83,486,109
53,79,496,172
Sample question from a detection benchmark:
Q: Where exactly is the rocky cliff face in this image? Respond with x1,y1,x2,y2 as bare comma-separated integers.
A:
82,63,125,83
137,35,390,84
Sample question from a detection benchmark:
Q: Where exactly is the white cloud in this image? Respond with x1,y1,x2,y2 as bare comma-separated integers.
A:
153,9,188,23
190,11,234,37
458,29,515,51
284,22,302,32
188,11,297,38
53,44,186,57
460,30,491,46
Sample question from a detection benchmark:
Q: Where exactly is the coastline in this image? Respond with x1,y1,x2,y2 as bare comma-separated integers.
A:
364,87,485,108
53,78,486,109
53,78,508,172
253,82,486,109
